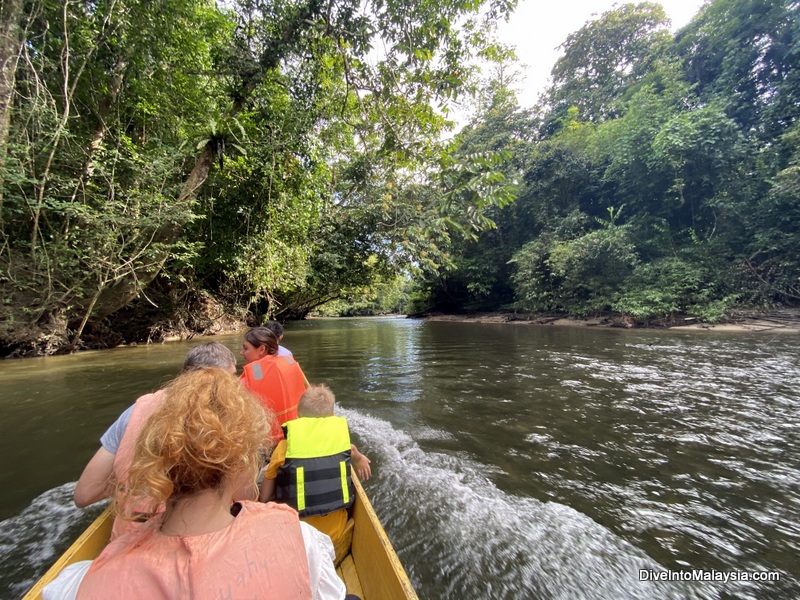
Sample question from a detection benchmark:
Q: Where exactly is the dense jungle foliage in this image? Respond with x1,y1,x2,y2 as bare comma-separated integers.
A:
0,0,797,355
419,0,800,321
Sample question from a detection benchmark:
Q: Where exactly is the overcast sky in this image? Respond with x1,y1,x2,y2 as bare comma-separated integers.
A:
492,0,708,108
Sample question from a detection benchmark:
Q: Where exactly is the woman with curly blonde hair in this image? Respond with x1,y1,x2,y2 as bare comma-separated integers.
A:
49,368,346,600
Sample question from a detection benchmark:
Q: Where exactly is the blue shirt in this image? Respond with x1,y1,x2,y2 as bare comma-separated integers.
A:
99,404,134,454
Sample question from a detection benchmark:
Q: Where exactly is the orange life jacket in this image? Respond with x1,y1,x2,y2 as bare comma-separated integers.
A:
78,501,312,600
240,355,307,440
111,391,164,540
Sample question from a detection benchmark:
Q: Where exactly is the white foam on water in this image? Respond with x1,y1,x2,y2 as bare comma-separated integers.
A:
0,483,106,599
413,426,458,442
343,408,719,600
525,433,552,445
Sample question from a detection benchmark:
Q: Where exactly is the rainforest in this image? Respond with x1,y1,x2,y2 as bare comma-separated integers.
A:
1,0,798,356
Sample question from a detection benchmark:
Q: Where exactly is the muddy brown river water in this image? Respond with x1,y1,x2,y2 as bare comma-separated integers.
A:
1,318,798,598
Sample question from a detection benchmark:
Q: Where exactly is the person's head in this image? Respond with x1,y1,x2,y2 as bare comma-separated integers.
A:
263,320,284,342
241,327,279,364
119,368,274,515
298,383,336,418
183,342,237,374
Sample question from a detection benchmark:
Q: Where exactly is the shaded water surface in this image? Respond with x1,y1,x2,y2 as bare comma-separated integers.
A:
1,318,798,598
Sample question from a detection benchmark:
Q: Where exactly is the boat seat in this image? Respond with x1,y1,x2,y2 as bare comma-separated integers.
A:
336,555,364,599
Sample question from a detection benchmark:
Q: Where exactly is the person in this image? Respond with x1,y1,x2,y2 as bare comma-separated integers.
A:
264,320,294,357
259,384,371,544
73,342,240,538
45,368,348,600
240,327,308,440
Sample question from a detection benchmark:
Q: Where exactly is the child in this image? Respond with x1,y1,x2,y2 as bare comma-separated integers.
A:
260,384,371,544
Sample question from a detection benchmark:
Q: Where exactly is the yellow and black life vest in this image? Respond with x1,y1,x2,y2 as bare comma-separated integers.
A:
276,416,355,517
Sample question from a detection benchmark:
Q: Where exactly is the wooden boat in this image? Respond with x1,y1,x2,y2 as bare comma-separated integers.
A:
23,475,417,600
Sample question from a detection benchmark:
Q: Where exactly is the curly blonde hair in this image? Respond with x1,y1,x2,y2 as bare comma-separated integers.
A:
116,368,273,517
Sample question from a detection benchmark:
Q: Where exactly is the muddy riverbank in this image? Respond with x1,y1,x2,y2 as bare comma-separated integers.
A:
418,307,800,334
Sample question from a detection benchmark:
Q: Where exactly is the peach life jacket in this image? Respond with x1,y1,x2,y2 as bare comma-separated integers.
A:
77,501,312,600
240,355,307,440
111,391,164,540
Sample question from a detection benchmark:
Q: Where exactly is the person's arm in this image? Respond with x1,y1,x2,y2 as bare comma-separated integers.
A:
259,439,286,502
74,404,133,508
73,447,116,508
350,444,371,481
259,477,276,502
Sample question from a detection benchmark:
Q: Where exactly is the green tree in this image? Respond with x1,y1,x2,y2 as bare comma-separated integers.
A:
1,0,521,352
744,125,800,302
1,0,227,353
410,75,529,311
675,0,800,139
546,2,671,127
0,0,23,210
468,0,800,321
512,208,639,315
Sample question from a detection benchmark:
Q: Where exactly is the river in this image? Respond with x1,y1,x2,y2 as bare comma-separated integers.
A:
1,318,798,599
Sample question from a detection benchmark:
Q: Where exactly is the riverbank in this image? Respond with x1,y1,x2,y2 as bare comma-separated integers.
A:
5,305,798,359
0,290,247,359
418,308,800,334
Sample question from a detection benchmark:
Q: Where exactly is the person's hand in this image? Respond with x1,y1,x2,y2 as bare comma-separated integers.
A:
351,444,372,481
353,453,371,481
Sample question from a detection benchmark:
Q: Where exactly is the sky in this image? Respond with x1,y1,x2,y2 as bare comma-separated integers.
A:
489,0,708,108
